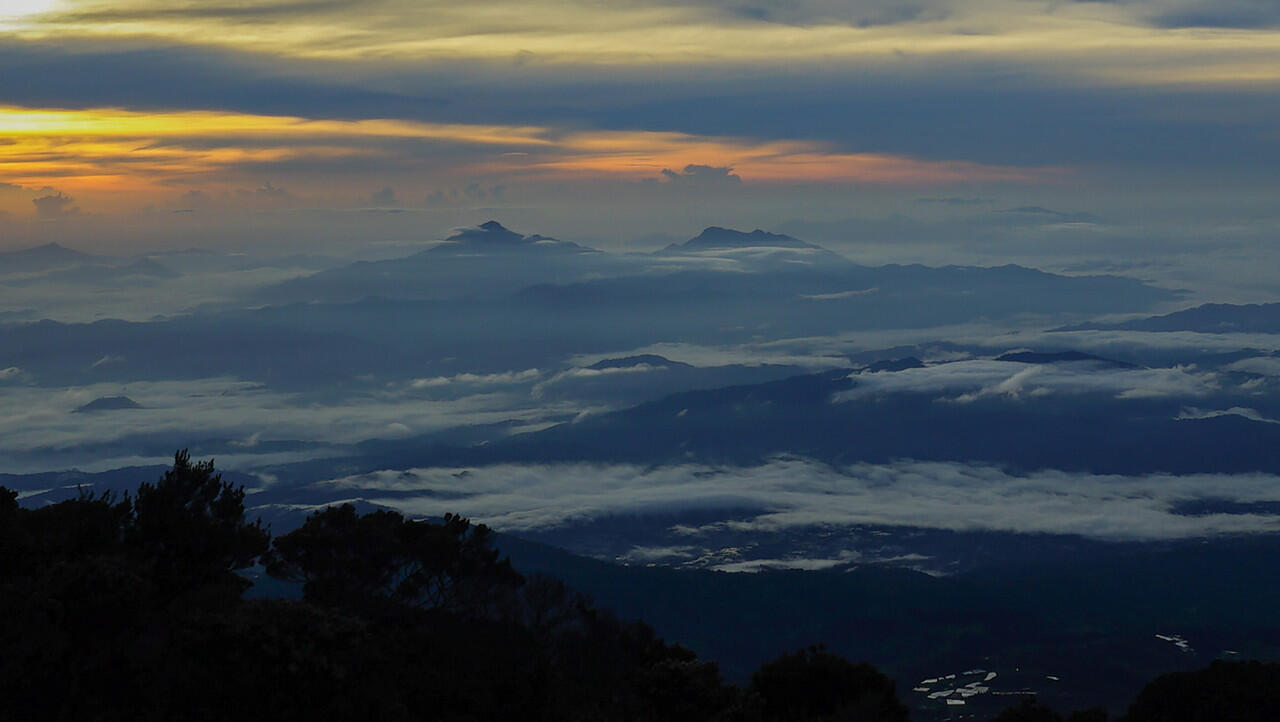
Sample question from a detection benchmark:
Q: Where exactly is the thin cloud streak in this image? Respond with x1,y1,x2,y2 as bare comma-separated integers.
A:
19,0,1280,88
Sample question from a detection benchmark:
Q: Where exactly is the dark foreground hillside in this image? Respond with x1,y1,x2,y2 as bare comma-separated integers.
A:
496,532,1280,717
2,452,1278,721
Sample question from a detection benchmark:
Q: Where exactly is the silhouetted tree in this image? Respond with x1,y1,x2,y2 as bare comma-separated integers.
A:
0,484,142,720
521,572,593,640
156,598,414,722
635,651,736,722
0,487,18,578
266,504,523,617
2,456,940,722
0,452,271,721
746,645,910,721
130,449,269,597
990,697,1064,722
8,487,130,574
1124,660,1280,722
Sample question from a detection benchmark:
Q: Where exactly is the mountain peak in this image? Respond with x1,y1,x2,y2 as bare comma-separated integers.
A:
446,221,528,245
1,240,96,272
9,241,82,256
439,222,593,253
73,396,143,413
697,227,804,245
587,354,693,371
995,350,1140,369
666,227,818,253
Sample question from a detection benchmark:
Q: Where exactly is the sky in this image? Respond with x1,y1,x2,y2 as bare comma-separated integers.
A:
1,0,1278,253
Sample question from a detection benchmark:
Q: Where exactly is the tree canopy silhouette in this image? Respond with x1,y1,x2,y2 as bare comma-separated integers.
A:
1124,660,1280,722
747,645,910,721
131,449,269,596
266,504,523,617
989,697,1109,722
6,451,1277,722
0,450,269,721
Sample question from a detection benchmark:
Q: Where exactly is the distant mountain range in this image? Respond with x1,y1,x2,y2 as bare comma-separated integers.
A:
258,222,1178,312
36,258,180,284
0,242,179,284
2,223,1180,389
1062,302,1280,334
0,242,99,274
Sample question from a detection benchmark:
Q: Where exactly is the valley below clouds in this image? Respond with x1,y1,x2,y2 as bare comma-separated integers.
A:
5,222,1280,578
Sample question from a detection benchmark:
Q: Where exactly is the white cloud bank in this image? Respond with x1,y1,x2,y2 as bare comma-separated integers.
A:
0,377,579,457
315,458,1280,541
0,366,28,383
1226,357,1280,376
1176,407,1280,424
833,359,1219,402
411,368,543,388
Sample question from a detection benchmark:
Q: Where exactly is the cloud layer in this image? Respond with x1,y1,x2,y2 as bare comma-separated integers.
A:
0,375,580,470
314,458,1280,541
835,359,1220,403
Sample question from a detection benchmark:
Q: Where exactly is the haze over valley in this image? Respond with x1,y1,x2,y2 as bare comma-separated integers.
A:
5,2,1280,717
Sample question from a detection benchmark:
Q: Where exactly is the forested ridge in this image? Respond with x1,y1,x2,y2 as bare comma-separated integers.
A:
2,452,1276,721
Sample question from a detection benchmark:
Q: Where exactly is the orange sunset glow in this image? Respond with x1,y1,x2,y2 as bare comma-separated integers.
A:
0,106,1054,214
0,0,1276,244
